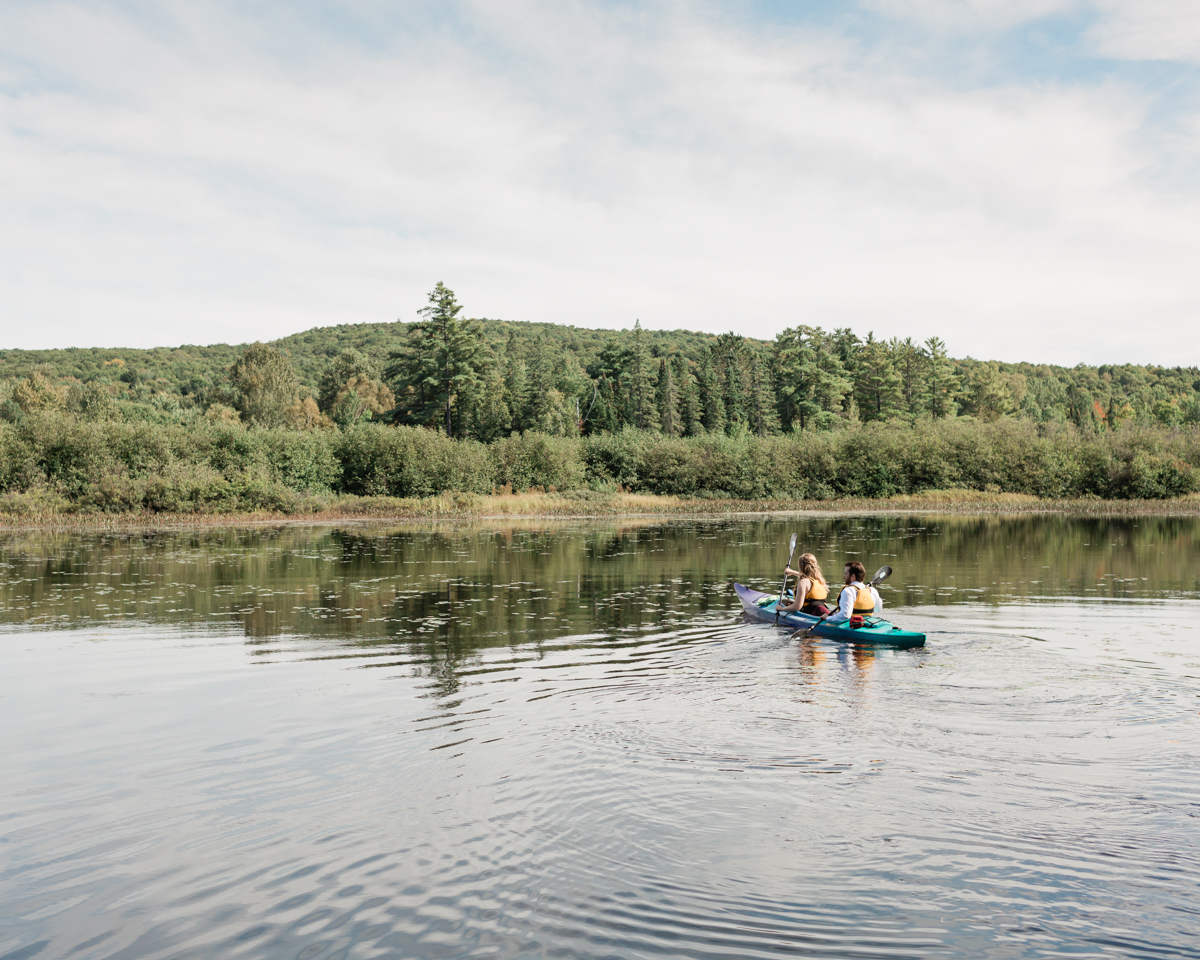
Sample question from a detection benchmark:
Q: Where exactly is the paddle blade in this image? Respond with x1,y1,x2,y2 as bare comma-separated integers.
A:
871,565,893,585
789,533,798,554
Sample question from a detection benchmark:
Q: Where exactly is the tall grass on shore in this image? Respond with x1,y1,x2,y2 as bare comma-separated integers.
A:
1,415,1197,518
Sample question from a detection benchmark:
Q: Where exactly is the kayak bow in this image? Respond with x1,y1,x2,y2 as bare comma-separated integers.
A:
734,583,925,648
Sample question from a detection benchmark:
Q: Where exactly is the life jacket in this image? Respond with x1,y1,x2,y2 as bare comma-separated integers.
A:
840,582,876,613
801,578,828,601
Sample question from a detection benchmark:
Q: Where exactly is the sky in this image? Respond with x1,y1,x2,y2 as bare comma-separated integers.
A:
1,0,1199,365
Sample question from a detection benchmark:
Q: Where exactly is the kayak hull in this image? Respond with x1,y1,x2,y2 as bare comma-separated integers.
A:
734,583,926,648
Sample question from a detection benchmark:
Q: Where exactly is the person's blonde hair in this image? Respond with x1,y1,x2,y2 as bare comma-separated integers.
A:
796,553,826,585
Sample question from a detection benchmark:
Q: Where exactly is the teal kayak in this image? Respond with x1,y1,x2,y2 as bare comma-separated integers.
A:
735,583,926,648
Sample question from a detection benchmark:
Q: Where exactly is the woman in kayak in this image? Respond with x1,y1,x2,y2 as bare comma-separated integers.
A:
828,560,882,624
778,553,832,616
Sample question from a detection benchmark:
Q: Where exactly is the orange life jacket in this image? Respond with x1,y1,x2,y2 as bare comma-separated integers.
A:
840,582,876,613
801,578,828,601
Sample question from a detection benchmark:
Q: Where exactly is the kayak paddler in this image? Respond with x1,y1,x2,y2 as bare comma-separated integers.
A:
777,553,832,616
828,560,881,624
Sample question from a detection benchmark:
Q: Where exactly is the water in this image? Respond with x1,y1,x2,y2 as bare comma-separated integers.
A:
2,517,1199,960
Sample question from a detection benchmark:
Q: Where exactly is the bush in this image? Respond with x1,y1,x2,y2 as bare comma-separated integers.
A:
490,432,584,492
336,424,492,497
580,428,648,489
3,416,1200,513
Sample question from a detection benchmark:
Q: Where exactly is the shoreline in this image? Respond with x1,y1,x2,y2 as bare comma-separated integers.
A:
3,489,1199,530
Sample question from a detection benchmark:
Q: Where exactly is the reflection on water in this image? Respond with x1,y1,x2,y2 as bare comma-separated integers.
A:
2,517,1199,960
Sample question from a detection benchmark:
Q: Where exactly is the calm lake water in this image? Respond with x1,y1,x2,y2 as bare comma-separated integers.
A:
2,516,1199,960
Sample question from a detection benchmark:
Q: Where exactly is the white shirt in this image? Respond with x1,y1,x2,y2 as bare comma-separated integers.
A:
828,582,882,624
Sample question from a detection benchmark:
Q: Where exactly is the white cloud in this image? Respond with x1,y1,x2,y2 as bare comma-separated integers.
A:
1088,0,1200,62
863,0,1078,32
0,0,1198,364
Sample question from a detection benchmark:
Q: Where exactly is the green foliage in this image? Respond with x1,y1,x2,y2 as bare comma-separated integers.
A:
229,343,299,428
1,416,1197,512
386,282,493,437
71,381,121,422
490,432,586,492
0,413,340,514
5,281,1200,499
336,424,492,498
317,349,390,425
854,335,905,422
772,325,850,431
12,373,64,414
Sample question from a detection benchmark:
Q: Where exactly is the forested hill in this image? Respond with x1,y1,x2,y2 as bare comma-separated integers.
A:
0,319,724,395
2,289,1199,434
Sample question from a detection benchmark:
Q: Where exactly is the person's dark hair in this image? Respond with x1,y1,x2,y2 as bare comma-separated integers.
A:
844,560,866,582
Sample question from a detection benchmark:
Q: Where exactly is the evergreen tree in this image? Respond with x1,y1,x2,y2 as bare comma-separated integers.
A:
697,347,726,434
714,332,748,433
923,337,959,419
629,320,657,429
656,358,680,436
853,334,903,422
504,353,530,433
524,336,554,430
385,282,488,437
469,362,511,442
967,361,1015,422
891,337,929,418
747,347,780,436
773,325,850,430
830,328,862,377
587,378,620,434
593,342,633,427
673,354,702,436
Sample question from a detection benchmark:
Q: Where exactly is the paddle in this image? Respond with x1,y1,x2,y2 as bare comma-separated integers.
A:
774,533,799,625
789,565,892,639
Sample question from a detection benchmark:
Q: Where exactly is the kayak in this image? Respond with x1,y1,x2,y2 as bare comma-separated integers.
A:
734,583,926,648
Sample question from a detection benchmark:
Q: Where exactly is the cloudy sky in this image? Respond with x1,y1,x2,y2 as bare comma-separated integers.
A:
1,0,1198,364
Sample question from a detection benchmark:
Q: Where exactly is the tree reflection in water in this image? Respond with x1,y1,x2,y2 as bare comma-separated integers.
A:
0,516,1196,695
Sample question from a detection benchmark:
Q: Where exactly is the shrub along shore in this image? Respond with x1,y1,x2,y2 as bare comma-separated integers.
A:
1,415,1198,524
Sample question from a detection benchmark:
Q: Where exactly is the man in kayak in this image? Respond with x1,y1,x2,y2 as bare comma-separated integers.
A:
828,560,881,624
778,553,832,616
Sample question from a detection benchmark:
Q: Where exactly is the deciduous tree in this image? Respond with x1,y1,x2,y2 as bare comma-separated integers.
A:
228,343,299,428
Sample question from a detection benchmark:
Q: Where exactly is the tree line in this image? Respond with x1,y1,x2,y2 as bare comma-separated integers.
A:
3,282,1200,435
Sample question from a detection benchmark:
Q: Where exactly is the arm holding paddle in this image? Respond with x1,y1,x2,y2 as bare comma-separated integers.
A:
777,568,809,614
774,533,799,624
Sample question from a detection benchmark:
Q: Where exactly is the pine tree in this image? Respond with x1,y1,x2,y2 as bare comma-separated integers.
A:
891,337,929,418
673,354,702,437
772,325,850,431
853,334,903,422
714,332,748,433
968,361,1015,422
524,336,554,430
923,337,959,419
697,347,726,434
629,320,657,429
504,356,529,432
747,347,779,436
657,358,680,436
384,282,488,437
470,362,512,442
588,378,619,434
